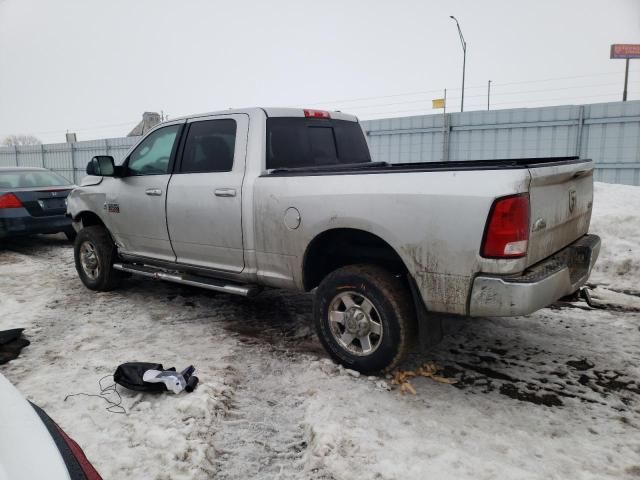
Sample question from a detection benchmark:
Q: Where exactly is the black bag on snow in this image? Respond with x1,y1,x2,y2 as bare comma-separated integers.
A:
113,362,175,393
0,328,31,365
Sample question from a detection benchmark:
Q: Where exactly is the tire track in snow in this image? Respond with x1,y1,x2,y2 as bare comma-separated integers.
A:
209,345,317,480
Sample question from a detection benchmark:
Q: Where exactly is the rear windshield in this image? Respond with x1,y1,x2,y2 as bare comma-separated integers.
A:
0,170,72,189
266,118,371,169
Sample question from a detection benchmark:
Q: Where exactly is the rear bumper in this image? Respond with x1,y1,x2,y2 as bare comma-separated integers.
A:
469,234,601,317
0,214,72,239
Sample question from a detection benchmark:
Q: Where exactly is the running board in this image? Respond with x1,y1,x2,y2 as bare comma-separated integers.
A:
113,263,262,297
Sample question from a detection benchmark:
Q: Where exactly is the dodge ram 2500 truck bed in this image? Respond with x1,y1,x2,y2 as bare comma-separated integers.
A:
67,107,600,373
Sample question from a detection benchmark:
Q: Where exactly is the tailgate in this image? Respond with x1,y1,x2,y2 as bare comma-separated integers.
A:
526,159,594,266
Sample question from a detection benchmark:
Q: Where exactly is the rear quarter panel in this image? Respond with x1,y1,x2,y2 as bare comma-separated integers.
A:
253,168,530,315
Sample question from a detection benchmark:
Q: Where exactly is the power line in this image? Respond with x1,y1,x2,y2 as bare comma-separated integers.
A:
490,70,639,87
74,121,138,133
302,69,639,108
12,66,640,138
337,81,625,112
468,91,624,109
358,91,626,118
304,87,448,107
28,120,138,137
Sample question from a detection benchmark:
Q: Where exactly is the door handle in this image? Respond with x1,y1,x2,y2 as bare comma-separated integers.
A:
214,188,237,197
145,188,162,196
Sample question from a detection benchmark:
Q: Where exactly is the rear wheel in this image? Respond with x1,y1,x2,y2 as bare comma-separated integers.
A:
313,264,416,374
74,225,122,291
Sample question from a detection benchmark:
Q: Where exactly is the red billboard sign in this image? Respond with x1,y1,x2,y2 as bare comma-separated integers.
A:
610,44,640,59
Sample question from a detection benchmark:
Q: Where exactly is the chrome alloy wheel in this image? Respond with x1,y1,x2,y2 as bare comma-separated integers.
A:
328,291,383,356
79,240,100,280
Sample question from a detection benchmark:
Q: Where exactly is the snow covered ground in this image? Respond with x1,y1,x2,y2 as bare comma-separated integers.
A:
0,181,639,480
589,182,640,293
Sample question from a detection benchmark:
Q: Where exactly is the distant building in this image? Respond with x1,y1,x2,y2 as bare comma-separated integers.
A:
128,112,162,137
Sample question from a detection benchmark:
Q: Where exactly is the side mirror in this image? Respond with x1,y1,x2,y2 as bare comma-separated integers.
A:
87,156,116,177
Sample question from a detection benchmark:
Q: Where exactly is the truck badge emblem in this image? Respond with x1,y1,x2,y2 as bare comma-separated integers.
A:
569,190,576,213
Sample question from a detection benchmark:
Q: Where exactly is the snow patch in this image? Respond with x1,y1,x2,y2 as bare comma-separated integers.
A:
589,182,640,291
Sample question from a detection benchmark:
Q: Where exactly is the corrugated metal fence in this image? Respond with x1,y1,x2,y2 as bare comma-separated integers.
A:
1,100,639,185
361,100,640,186
0,137,138,184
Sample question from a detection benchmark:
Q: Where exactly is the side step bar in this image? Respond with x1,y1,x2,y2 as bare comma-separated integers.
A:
113,263,262,297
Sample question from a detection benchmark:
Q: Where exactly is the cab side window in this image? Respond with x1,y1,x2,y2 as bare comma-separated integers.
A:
127,125,181,175
180,119,237,173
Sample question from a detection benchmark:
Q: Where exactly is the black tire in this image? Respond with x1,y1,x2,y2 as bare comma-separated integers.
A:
313,264,416,374
63,227,77,243
74,225,122,291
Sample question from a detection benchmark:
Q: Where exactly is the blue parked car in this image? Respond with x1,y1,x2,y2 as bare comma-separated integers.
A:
0,167,76,241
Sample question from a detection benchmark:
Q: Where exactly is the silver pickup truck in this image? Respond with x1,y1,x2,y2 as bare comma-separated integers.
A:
67,107,600,373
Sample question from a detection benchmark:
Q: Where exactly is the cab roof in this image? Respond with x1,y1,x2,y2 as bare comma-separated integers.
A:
171,107,358,123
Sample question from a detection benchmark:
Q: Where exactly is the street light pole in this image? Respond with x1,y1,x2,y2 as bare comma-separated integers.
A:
487,80,491,110
450,16,467,112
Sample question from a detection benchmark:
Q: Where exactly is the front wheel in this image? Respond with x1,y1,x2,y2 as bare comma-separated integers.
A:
313,264,416,374
74,225,122,291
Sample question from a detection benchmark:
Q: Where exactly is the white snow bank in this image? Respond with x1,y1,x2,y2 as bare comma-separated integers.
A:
589,182,640,291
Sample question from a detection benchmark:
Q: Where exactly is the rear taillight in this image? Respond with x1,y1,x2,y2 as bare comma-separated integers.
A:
481,193,530,258
0,193,23,209
304,109,331,119
54,424,103,480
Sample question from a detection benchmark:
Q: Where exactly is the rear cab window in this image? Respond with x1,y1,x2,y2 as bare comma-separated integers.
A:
266,118,371,170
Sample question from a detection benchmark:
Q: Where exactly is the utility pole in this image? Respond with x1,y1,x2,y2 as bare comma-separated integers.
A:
487,80,492,110
449,16,467,112
442,88,449,162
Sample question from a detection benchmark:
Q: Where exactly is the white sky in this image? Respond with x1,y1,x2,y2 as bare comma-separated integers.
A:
0,0,638,143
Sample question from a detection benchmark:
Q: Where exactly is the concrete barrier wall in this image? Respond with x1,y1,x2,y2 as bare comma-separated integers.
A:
362,100,640,186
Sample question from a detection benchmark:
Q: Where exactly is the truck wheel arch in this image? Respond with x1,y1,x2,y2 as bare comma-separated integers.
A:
73,211,108,232
302,228,409,291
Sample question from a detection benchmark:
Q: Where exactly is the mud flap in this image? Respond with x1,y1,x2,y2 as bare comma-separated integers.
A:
579,286,600,308
559,286,605,309
407,275,443,350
